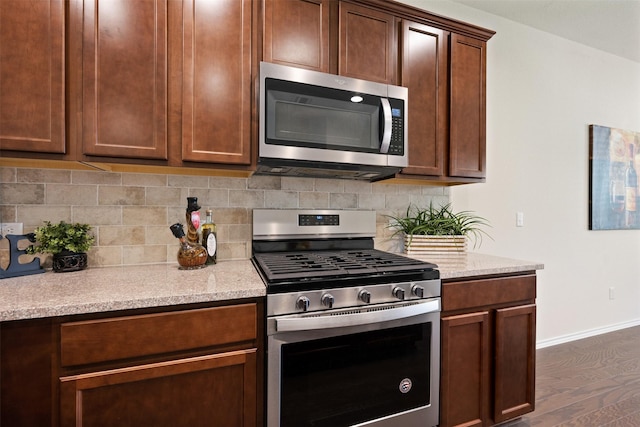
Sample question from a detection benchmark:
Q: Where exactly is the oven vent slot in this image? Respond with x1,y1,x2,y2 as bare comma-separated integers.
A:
305,301,423,318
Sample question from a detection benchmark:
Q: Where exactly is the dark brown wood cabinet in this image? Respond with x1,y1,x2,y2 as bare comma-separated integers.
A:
1,300,263,427
440,274,536,427
180,0,252,165
80,0,168,160
0,0,66,154
263,0,396,84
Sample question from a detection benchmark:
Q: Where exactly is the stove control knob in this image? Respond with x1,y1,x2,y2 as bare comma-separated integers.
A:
393,287,405,300
412,285,425,298
321,293,335,308
359,290,371,304
296,296,310,312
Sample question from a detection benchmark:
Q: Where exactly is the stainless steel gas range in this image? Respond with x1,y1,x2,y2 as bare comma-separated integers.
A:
252,209,441,427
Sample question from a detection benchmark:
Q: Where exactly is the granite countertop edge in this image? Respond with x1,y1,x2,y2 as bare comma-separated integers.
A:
0,253,543,322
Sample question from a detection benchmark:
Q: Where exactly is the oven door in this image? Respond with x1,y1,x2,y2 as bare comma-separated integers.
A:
267,299,440,427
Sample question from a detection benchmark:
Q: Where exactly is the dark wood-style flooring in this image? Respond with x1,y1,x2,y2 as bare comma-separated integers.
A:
509,325,640,426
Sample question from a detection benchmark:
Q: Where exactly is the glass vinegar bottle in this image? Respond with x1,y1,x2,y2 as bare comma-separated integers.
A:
201,209,217,264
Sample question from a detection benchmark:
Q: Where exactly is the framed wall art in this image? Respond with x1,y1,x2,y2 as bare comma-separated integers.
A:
589,124,640,230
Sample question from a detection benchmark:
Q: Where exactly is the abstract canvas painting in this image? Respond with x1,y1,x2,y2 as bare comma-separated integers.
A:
590,124,640,230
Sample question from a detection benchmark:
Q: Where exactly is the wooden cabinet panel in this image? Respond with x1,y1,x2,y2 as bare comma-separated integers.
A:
449,34,486,178
440,311,490,427
181,0,252,165
61,303,257,367
399,21,448,176
0,0,65,153
442,274,536,313
338,2,396,84
263,0,330,72
60,349,257,427
494,304,536,423
81,0,168,159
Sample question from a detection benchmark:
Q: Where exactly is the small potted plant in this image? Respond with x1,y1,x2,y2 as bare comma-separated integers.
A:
26,221,95,272
387,202,491,255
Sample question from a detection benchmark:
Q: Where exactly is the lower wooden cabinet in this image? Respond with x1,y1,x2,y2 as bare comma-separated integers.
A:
440,274,536,427
0,300,263,427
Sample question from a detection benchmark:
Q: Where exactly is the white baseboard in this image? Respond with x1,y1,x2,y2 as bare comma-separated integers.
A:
536,319,640,349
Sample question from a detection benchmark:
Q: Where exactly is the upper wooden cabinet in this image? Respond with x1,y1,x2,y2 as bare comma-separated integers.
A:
399,20,448,176
80,0,168,160
263,0,330,72
181,0,252,165
263,0,396,84
0,0,66,154
449,34,487,179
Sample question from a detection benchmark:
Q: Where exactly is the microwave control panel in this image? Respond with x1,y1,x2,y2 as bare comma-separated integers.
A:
388,100,405,155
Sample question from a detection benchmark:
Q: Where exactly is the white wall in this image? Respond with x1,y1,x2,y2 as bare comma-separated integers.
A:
401,0,640,345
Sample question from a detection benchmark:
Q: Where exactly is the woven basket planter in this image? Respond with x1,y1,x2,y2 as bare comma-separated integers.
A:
403,235,467,256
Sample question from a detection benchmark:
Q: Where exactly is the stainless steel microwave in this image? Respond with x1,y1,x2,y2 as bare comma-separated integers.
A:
257,62,408,181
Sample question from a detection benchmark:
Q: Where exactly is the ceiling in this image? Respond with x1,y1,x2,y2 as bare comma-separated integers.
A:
449,0,640,63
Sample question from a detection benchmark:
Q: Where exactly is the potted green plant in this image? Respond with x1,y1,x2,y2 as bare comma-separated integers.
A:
387,202,491,255
26,221,95,272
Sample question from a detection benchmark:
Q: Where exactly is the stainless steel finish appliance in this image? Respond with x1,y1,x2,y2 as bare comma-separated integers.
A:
252,209,441,427
257,62,408,182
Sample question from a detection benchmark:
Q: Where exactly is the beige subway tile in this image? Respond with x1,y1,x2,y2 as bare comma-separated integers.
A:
98,186,145,205
122,245,168,265
344,180,372,194
0,167,16,183
299,191,329,208
194,188,230,208
89,246,122,267
73,206,122,225
46,184,97,205
1,183,45,204
422,186,448,196
122,206,167,226
168,207,189,225
385,193,412,210
329,193,357,209
248,175,281,190
213,207,249,225
0,206,16,222
265,190,298,208
209,176,246,189
18,168,70,183
168,174,209,188
122,173,167,187
72,170,122,185
229,190,264,208
146,225,175,245
146,186,184,207
18,206,71,228
357,193,386,210
397,184,425,195
315,179,344,192
218,241,250,261
99,226,145,246
218,224,251,243
281,177,314,191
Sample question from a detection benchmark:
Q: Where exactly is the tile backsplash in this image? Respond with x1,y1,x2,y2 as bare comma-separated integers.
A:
0,167,449,269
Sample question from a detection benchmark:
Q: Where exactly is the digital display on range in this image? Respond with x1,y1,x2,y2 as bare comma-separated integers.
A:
299,214,340,226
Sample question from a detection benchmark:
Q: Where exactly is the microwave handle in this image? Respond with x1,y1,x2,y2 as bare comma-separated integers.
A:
379,98,392,154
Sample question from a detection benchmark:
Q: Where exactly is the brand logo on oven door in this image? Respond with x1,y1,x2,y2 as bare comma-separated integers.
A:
399,378,412,394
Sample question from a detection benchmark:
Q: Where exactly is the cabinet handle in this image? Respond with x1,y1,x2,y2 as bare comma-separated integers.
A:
379,97,392,154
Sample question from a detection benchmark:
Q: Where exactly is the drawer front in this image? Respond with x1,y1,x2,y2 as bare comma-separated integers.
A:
442,274,536,313
61,303,257,367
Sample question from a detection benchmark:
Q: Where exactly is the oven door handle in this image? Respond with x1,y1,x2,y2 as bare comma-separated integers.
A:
275,299,440,332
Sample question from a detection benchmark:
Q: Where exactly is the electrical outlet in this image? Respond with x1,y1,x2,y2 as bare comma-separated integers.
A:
0,223,23,236
609,287,615,300
516,212,524,227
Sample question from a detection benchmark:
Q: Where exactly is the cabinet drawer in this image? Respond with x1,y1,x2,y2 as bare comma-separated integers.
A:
442,274,536,313
61,303,257,367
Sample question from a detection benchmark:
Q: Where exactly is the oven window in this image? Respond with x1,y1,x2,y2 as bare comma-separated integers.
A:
280,323,432,427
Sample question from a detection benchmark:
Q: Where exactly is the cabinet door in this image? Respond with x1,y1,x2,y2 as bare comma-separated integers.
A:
181,0,251,164
440,311,490,427
263,0,330,72
0,0,65,153
60,349,257,427
449,34,486,178
81,0,168,159
399,21,448,176
494,304,536,423
338,2,396,84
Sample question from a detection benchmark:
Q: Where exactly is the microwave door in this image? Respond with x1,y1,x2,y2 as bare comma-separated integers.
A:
379,98,392,154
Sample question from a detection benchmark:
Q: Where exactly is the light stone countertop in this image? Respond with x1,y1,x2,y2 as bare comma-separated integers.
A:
0,253,543,322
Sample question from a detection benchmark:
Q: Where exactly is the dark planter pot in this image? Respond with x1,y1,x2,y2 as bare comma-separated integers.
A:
52,251,88,273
